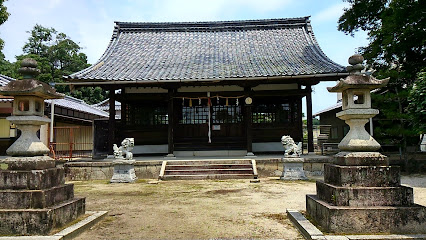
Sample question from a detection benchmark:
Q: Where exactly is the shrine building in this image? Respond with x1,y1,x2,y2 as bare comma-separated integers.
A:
64,17,347,157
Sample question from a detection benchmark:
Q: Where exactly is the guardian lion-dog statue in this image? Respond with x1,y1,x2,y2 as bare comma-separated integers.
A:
113,138,135,160
281,135,302,157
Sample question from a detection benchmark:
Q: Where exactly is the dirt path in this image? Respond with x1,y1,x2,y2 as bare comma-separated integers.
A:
73,175,426,240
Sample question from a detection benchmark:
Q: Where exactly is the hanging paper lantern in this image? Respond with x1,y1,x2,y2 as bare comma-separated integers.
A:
199,98,201,105
189,99,192,107
226,98,229,106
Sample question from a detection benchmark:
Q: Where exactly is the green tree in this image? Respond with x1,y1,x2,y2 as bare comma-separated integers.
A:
338,0,425,154
17,24,107,104
23,24,57,57
70,86,107,105
408,71,426,135
0,0,15,77
338,0,425,84
0,0,9,59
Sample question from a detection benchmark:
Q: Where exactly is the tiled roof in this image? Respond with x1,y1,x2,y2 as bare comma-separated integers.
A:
313,101,342,117
0,74,108,118
314,95,359,116
91,98,121,111
46,96,109,118
67,17,346,82
0,74,14,86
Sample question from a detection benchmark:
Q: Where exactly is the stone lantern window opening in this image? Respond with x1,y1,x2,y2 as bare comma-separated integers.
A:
18,100,29,112
342,89,371,110
35,100,42,113
353,92,364,104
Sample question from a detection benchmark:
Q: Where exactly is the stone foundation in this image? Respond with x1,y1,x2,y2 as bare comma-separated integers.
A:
0,157,85,236
306,152,426,234
64,157,334,180
307,195,426,234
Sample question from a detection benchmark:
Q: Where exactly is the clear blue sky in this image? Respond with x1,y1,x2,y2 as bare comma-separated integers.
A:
0,0,368,115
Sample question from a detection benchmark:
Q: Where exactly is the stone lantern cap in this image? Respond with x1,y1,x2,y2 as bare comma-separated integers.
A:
327,54,389,93
0,58,64,99
327,75,389,92
0,79,64,99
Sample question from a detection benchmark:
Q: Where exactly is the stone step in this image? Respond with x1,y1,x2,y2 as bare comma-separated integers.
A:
0,184,75,209
306,194,426,234
324,164,400,187
166,160,253,165
159,159,257,180
316,181,414,207
165,169,254,175
161,174,255,180
0,168,65,190
166,164,253,170
0,197,85,235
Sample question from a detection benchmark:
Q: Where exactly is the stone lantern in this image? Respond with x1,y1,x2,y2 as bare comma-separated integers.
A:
1,58,64,156
0,59,85,236
327,54,388,151
306,54,425,235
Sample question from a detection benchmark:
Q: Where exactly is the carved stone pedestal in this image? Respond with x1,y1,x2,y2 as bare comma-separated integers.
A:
0,156,85,235
280,157,307,180
306,152,426,234
110,160,137,183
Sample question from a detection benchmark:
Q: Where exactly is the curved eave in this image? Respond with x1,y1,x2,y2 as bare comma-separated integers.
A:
61,72,349,86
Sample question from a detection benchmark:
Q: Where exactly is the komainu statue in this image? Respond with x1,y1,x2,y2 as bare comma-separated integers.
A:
281,135,302,157
113,138,135,160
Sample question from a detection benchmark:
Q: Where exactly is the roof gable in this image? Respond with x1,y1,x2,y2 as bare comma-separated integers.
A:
68,17,345,82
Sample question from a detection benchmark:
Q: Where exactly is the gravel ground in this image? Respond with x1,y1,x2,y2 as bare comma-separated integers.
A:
72,174,426,240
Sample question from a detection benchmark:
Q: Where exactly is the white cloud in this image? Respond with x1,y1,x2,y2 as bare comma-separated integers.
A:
312,2,349,24
234,0,293,13
47,0,63,9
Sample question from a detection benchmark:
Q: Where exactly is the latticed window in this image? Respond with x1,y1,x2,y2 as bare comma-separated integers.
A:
126,104,168,126
180,106,210,124
252,100,298,124
178,98,243,124
213,105,242,124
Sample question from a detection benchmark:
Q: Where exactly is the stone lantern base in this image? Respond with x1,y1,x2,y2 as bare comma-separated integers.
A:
0,156,85,235
306,152,426,234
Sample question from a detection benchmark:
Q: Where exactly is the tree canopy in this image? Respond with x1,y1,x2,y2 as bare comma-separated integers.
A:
0,24,107,104
0,0,9,59
408,71,426,135
0,0,14,77
338,0,425,151
338,0,425,85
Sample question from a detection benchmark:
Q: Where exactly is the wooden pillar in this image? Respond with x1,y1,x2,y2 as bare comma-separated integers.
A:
244,87,254,156
108,88,116,154
306,85,314,153
121,87,126,126
167,89,175,157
